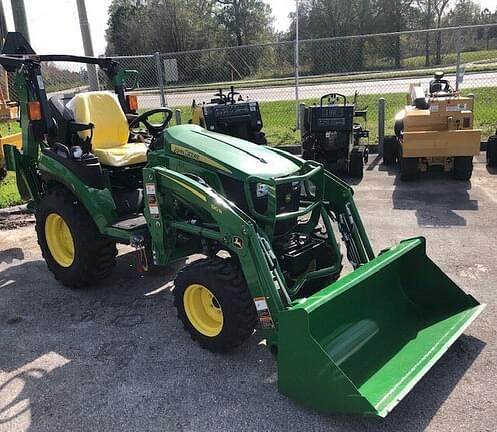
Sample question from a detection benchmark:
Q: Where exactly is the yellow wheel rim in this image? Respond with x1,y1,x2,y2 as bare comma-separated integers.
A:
183,284,223,337
45,213,75,268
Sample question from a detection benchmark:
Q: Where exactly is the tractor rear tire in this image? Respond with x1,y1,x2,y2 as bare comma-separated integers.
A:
383,136,398,165
487,136,497,167
0,168,6,181
400,157,419,181
36,188,117,288
349,151,364,179
174,257,257,353
453,156,473,181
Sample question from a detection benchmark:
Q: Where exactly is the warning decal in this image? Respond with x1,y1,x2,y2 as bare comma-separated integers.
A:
253,297,275,329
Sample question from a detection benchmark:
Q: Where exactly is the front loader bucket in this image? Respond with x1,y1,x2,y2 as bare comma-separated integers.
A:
277,237,484,417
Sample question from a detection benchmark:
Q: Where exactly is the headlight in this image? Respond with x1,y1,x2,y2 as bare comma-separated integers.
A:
256,183,269,198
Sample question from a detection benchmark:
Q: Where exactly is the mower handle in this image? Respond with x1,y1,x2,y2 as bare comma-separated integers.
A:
321,93,347,107
128,108,173,137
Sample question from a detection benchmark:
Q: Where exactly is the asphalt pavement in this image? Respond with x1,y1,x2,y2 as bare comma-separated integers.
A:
136,70,497,108
0,156,496,431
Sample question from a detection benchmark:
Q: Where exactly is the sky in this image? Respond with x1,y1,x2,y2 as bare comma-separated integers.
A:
1,0,494,56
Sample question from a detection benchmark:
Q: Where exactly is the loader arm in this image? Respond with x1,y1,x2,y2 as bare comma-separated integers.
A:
269,147,375,266
143,166,299,347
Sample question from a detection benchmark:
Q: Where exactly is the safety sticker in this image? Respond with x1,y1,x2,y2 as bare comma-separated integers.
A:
447,103,467,112
146,183,156,195
254,297,275,329
149,203,160,218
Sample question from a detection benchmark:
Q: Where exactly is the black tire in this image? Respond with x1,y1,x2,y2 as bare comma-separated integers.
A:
400,157,419,181
487,136,497,167
394,117,404,137
35,188,117,288
383,136,398,165
302,149,315,161
0,167,6,181
453,156,473,180
349,151,364,179
174,257,257,353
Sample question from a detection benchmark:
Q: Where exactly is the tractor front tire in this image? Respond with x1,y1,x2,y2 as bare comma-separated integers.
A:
36,188,117,288
0,168,7,181
487,136,497,167
383,136,398,165
453,156,473,181
174,257,257,353
400,157,419,181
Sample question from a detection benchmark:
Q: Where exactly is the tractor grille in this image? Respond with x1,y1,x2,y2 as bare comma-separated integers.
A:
220,176,300,234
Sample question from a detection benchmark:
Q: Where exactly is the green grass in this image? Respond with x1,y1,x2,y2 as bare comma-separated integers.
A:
0,121,20,136
154,49,497,95
403,49,497,68
0,172,22,208
166,85,497,145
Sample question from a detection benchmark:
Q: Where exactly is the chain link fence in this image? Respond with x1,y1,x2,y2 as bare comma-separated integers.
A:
1,23,496,143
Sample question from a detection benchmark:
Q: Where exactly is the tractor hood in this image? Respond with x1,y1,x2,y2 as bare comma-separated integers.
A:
164,125,299,179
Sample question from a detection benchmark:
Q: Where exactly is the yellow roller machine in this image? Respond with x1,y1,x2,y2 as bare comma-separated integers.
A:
384,72,481,180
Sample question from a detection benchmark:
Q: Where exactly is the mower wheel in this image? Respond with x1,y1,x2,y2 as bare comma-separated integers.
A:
400,157,418,181
453,156,473,181
174,257,257,353
36,188,117,288
383,136,398,165
349,151,364,179
0,168,6,181
487,136,497,167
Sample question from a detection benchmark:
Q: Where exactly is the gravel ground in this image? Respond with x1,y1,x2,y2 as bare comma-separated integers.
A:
0,156,496,432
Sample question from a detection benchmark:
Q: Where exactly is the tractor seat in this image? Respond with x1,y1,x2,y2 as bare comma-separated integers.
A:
67,91,147,167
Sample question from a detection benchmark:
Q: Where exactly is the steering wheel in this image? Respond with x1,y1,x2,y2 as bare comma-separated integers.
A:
129,108,173,137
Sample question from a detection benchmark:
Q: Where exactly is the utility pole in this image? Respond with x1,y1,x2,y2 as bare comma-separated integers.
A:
76,0,99,90
10,0,30,42
0,0,9,99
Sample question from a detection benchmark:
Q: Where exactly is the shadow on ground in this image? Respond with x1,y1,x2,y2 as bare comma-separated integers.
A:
377,162,478,227
0,246,486,431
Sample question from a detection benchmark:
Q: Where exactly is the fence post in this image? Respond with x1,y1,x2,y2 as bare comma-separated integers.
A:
175,109,182,125
378,98,385,156
295,0,300,130
299,103,306,138
455,26,463,92
155,52,166,107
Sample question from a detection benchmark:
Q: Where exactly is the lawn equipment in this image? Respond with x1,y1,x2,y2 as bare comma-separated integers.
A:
190,86,267,145
384,72,481,180
301,93,369,179
2,32,484,417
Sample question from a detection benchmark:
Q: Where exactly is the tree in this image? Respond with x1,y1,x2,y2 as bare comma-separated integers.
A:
214,0,273,46
374,0,416,67
433,0,451,64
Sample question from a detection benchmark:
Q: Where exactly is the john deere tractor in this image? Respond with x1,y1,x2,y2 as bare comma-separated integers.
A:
191,86,267,145
1,33,484,417
384,72,481,180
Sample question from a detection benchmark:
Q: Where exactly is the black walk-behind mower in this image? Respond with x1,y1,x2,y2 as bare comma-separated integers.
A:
301,93,369,179
191,86,267,145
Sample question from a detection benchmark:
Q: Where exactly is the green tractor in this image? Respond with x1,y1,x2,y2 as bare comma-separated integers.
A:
1,33,484,417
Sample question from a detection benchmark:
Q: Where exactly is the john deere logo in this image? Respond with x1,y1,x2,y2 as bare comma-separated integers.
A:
284,193,293,203
233,236,244,249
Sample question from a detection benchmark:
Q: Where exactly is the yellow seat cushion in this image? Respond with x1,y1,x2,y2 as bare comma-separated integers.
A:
92,143,148,167
67,91,147,167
